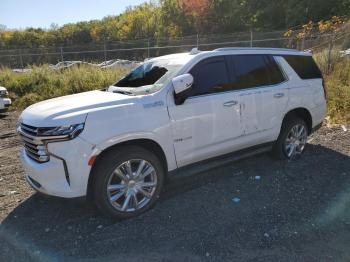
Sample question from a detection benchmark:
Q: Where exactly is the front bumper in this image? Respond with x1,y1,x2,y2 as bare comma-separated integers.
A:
0,98,11,112
20,137,94,198
21,149,72,196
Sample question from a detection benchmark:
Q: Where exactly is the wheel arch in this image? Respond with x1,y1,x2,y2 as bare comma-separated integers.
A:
282,107,313,134
86,138,168,201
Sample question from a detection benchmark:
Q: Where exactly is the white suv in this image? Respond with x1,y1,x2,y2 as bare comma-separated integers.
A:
18,48,326,218
0,86,11,113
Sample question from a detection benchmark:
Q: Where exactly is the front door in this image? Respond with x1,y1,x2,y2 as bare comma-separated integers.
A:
167,56,244,167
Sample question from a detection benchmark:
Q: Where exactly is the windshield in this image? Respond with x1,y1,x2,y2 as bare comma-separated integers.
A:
113,60,182,94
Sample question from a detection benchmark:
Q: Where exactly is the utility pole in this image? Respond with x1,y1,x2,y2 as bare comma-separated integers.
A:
327,34,335,74
250,30,253,47
19,49,24,69
60,47,64,62
104,42,107,63
147,39,150,58
301,37,305,51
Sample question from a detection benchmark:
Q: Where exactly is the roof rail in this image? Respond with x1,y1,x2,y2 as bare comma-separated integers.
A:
214,47,299,52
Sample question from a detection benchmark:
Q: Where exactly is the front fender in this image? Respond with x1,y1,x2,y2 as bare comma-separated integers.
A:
89,131,177,172
80,93,177,171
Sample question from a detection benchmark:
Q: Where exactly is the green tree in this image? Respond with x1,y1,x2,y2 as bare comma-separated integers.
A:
0,0,349,49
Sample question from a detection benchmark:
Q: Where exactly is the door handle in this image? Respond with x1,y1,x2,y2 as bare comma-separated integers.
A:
223,100,238,107
273,93,285,98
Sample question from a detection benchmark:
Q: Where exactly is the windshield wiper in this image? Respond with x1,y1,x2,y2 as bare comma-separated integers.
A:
113,90,135,96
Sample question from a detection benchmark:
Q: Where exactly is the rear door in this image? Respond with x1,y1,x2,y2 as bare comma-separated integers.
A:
167,56,244,167
228,54,288,137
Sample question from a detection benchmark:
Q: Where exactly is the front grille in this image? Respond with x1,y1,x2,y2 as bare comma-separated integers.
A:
20,123,38,136
19,123,50,163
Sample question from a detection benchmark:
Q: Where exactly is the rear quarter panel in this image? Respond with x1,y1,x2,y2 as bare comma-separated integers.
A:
278,56,326,128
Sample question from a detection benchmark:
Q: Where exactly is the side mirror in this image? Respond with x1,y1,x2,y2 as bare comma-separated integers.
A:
172,73,193,105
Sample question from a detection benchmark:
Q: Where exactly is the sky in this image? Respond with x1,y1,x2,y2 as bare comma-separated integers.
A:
0,0,147,29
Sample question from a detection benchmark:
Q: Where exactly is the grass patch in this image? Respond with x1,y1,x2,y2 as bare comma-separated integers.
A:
313,48,343,74
322,58,350,123
0,65,127,110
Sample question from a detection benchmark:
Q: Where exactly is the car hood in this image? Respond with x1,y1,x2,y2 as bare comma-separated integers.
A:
20,90,135,127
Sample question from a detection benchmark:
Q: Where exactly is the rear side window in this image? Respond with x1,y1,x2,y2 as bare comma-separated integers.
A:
230,55,285,90
265,56,286,85
283,55,322,79
189,57,230,97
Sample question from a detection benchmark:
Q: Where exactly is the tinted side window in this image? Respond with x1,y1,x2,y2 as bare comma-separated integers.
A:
283,55,322,79
265,55,285,85
231,55,271,89
189,57,230,97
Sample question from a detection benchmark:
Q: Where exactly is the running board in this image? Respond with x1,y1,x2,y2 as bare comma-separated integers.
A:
168,143,273,179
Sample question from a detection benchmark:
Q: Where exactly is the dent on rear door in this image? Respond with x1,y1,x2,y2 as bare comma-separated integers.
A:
239,85,288,136
239,89,261,135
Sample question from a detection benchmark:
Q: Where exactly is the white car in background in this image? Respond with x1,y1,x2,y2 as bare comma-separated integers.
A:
340,48,350,57
50,61,83,70
17,48,326,219
96,59,117,67
0,86,11,113
100,59,139,70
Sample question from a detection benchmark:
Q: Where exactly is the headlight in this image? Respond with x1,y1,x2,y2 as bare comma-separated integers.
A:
38,123,84,140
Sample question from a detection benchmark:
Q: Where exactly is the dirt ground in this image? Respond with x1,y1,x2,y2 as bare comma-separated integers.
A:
0,112,31,220
1,111,350,262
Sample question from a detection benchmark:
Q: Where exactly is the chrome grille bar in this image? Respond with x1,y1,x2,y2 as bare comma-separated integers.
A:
20,123,39,136
18,123,50,163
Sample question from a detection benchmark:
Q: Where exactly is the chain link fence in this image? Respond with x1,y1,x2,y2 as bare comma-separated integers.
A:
0,29,349,69
308,31,350,74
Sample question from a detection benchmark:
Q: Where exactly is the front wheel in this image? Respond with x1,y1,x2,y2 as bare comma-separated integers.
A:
273,118,308,160
92,146,164,219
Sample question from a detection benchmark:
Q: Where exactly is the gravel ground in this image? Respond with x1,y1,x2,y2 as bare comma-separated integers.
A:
0,111,350,262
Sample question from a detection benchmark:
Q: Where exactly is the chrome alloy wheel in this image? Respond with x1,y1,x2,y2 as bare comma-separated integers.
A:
284,124,307,158
107,159,157,212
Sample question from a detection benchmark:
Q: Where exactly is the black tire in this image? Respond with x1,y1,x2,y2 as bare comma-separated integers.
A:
272,117,309,160
92,145,164,219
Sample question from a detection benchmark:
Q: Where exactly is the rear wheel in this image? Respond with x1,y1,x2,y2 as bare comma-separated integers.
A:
273,118,308,160
92,146,164,219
